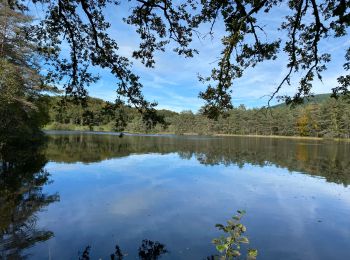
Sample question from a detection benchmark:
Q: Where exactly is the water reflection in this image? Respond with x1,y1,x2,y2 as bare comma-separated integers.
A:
0,143,59,259
20,132,349,259
78,240,168,260
138,239,168,260
46,132,350,185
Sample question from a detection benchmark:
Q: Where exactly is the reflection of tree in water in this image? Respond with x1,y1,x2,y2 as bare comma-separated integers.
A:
110,245,123,260
0,143,59,259
47,134,350,185
79,239,168,260
138,239,168,260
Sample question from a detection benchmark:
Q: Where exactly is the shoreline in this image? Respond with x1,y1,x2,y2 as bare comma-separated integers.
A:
213,133,323,140
43,129,350,142
213,133,350,142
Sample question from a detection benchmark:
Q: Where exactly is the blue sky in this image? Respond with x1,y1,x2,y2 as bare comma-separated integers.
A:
48,2,350,112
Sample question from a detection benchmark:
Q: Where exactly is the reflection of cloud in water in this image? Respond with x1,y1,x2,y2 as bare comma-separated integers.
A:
109,188,169,216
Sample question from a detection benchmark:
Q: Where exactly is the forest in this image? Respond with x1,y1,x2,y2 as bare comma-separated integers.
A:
1,0,350,150
44,94,350,139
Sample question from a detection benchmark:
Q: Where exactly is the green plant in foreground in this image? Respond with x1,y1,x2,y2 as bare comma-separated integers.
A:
212,210,257,260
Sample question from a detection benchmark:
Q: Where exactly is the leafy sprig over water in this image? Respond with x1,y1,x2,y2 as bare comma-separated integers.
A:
212,210,257,260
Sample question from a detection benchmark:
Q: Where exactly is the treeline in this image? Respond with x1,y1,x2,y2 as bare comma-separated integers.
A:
184,97,350,138
45,96,178,133
45,95,350,138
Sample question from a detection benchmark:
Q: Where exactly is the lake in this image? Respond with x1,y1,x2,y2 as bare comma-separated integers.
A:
1,131,350,259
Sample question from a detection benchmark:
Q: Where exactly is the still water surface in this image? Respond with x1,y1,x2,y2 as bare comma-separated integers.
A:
1,131,350,259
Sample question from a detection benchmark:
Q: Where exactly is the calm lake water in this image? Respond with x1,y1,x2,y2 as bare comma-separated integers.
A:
1,131,350,259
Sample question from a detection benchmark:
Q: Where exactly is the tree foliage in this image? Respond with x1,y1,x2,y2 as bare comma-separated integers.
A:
0,2,55,147
5,0,350,119
45,94,350,139
212,210,257,260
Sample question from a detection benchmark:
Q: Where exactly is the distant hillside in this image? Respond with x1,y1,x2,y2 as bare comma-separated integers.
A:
272,93,332,108
44,95,179,133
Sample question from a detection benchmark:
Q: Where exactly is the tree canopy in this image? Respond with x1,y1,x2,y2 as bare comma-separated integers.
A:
0,2,56,147
4,0,350,119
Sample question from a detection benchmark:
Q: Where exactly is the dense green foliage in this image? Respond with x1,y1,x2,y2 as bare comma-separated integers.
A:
45,94,350,139
0,3,54,149
44,96,176,133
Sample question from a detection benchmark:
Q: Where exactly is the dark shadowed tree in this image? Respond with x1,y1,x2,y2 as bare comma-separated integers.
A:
0,2,57,147
0,143,59,259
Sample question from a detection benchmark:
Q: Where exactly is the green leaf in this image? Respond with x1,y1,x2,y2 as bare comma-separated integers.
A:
239,237,249,243
237,210,246,215
231,250,241,257
248,249,258,256
212,238,220,244
247,249,258,260
215,224,225,230
216,245,226,252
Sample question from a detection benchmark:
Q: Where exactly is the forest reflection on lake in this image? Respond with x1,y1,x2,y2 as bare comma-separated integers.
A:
0,142,59,259
46,131,350,186
1,131,350,259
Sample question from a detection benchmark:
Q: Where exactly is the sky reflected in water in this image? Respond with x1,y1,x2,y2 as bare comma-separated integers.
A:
3,132,350,259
